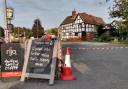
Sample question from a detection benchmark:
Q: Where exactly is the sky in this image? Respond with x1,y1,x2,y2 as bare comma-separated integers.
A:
0,0,114,29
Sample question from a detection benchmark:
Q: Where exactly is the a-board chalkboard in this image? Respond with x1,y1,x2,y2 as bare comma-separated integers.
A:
1,43,24,78
21,39,58,85
27,39,54,74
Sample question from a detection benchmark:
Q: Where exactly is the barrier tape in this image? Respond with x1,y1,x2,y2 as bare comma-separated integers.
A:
71,46,128,50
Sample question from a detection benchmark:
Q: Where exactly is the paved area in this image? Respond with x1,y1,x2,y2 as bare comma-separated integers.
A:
1,42,128,89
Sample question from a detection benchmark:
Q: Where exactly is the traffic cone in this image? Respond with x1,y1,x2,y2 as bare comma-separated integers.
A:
60,47,76,80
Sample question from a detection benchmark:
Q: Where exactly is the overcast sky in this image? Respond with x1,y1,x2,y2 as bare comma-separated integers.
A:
0,0,114,29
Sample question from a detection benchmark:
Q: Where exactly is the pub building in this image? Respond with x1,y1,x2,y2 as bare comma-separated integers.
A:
59,9,105,41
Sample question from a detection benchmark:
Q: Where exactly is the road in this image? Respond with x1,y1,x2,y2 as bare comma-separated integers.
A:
1,42,128,89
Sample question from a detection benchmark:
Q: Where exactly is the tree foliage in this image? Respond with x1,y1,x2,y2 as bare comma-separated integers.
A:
32,19,44,38
96,25,104,37
109,0,128,20
0,26,4,37
117,21,127,32
13,27,32,38
47,28,58,36
109,0,128,40
117,21,128,40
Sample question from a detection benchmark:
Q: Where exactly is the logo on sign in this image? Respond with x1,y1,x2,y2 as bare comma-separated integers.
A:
6,47,17,56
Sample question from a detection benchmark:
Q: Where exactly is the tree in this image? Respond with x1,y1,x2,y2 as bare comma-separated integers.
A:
47,28,58,36
0,26,5,37
109,0,128,20
109,0,128,40
117,21,128,40
13,27,32,38
32,19,44,38
96,25,104,37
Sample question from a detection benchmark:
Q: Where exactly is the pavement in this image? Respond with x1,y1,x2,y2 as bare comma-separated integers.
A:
1,42,128,89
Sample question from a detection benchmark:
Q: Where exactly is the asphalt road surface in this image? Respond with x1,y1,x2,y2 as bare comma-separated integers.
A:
1,42,128,89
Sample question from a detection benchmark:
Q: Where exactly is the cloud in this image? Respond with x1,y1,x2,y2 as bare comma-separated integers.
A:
0,0,113,28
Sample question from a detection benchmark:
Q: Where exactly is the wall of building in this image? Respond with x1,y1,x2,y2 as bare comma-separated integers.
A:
60,15,97,41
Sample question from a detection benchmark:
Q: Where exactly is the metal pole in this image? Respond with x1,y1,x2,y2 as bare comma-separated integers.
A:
37,19,39,38
3,0,10,43
18,27,20,40
58,27,61,40
3,0,7,29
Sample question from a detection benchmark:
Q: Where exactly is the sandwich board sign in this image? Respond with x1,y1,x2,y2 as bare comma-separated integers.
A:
0,43,23,78
21,38,57,85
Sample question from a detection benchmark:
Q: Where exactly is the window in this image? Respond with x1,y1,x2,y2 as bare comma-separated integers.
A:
77,28,79,32
80,20,83,23
90,28,92,32
72,33,75,36
82,23,85,27
72,29,74,32
82,28,85,31
92,25,94,28
63,33,66,36
78,23,82,29
66,33,69,36
86,24,88,28
79,28,81,32
75,32,78,36
85,24,95,32
86,28,89,32
78,33,82,37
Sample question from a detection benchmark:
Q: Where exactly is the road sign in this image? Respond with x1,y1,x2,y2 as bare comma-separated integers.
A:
7,8,14,20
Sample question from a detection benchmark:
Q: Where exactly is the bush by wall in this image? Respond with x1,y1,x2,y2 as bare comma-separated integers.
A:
93,34,113,42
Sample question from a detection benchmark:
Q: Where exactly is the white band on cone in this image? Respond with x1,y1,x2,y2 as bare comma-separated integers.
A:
65,55,71,67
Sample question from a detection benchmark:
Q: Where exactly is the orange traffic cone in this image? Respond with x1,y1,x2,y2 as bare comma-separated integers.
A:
60,47,76,80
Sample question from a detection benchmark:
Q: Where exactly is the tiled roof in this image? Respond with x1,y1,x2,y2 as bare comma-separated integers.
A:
60,16,76,25
60,12,105,26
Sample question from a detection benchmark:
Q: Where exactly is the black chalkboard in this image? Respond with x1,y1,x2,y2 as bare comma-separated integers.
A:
26,39,54,74
1,43,24,77
21,39,58,85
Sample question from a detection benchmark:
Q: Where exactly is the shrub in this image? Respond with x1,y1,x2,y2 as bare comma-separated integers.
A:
100,35,113,42
93,34,113,42
120,39,128,44
93,38,102,42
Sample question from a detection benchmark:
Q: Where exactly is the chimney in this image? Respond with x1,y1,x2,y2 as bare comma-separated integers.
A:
72,9,77,18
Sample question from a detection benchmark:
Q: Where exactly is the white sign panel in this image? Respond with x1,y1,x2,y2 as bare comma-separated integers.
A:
7,8,14,19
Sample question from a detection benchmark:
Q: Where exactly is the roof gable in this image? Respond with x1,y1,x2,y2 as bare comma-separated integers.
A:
60,12,105,26
74,14,83,23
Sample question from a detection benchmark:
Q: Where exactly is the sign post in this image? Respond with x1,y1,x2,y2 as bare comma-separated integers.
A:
3,0,14,43
21,39,58,85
